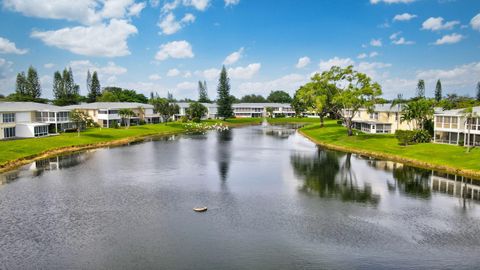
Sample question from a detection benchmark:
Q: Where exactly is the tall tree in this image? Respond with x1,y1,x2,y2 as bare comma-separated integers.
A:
150,97,179,123
416,79,425,98
15,72,27,97
88,71,101,103
86,70,92,94
476,81,480,102
198,80,210,103
400,99,434,130
435,79,442,102
331,66,383,136
267,90,292,103
119,108,135,128
186,102,208,121
26,66,41,99
217,66,233,119
52,71,64,102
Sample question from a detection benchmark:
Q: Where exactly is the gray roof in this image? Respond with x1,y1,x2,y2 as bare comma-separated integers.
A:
372,103,402,112
175,102,218,108
0,102,69,112
64,102,154,110
232,103,291,108
435,106,480,116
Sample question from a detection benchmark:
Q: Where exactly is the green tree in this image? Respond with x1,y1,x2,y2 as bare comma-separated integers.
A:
70,110,89,136
119,108,135,128
15,72,27,98
331,66,382,136
295,71,339,127
435,79,442,102
400,98,434,130
198,80,210,103
240,94,266,103
462,107,478,153
150,97,179,123
416,79,425,98
52,71,64,104
100,87,148,103
265,107,274,118
97,91,120,102
291,92,307,116
217,66,233,119
86,70,92,94
186,102,208,121
267,90,292,103
26,66,41,99
88,71,101,103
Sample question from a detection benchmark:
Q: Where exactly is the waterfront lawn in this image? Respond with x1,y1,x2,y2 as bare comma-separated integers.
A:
301,120,480,172
268,117,322,124
0,124,185,166
203,118,263,126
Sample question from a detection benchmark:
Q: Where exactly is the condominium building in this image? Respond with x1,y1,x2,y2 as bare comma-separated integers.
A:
434,106,480,146
65,102,160,127
349,104,414,134
0,102,73,140
175,102,218,119
232,103,295,118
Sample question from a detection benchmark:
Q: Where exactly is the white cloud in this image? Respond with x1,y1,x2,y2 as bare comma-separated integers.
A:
357,61,392,79
0,58,13,79
44,63,55,69
201,68,220,80
183,0,210,11
223,47,244,65
128,2,146,17
434,33,464,45
393,13,417,21
295,56,311,68
390,32,414,45
176,81,196,90
167,68,181,77
184,71,192,78
148,74,162,80
228,63,261,79
3,0,146,25
421,17,460,31
0,37,28,55
31,19,137,57
370,39,382,47
471,13,480,31
158,12,195,35
369,51,379,58
416,62,480,91
370,0,416,4
357,53,367,59
155,40,194,61
318,57,355,71
225,0,240,6
237,73,307,95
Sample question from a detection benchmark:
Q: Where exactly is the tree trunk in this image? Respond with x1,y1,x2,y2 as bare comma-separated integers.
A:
320,115,324,127
345,118,353,136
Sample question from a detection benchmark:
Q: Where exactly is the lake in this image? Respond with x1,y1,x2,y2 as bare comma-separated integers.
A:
1,124,480,269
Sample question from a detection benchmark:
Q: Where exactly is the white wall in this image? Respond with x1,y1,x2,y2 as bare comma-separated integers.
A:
16,112,32,123
15,124,35,138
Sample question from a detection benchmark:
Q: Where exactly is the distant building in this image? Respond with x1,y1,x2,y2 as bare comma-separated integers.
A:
349,104,415,134
65,102,160,127
232,103,295,118
175,102,218,119
0,102,73,139
433,106,480,146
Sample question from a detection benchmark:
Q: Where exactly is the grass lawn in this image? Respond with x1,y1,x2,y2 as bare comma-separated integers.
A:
0,123,185,167
267,117,322,124
203,118,263,126
300,120,480,175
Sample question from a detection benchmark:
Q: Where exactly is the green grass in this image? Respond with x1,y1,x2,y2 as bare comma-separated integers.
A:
0,123,185,166
267,117,322,124
202,118,263,126
301,120,480,173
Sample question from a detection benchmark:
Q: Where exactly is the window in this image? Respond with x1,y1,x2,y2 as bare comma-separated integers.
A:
369,112,378,120
3,127,15,138
99,110,108,115
34,125,48,137
3,113,15,123
395,113,399,121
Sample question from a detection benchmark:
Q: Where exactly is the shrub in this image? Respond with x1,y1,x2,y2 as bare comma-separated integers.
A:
192,117,201,123
275,113,286,118
139,120,146,125
413,130,432,143
395,130,432,146
337,120,343,125
180,116,189,123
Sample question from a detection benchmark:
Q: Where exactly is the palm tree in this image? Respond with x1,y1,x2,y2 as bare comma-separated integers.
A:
119,108,135,128
462,107,478,153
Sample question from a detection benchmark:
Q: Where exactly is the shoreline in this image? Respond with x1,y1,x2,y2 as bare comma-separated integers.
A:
298,129,480,180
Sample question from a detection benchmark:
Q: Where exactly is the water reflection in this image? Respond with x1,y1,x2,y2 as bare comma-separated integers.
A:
291,149,380,204
217,129,232,182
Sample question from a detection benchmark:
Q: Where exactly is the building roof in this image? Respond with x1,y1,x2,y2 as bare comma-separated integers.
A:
175,102,218,108
64,102,154,110
232,103,291,108
0,102,68,112
435,106,480,116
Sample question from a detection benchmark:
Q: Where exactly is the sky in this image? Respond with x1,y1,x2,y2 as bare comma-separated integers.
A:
0,0,479,100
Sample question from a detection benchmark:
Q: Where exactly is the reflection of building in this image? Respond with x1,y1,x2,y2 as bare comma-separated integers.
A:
366,159,404,172
347,104,415,134
431,171,480,201
434,106,480,146
0,102,74,139
65,102,160,127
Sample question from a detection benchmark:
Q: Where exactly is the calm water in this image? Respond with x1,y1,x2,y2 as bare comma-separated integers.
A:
1,125,480,269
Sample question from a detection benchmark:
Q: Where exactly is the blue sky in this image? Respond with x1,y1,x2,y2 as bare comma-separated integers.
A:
0,0,479,100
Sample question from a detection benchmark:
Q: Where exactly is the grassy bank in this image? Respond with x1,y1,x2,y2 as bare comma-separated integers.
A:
300,120,480,178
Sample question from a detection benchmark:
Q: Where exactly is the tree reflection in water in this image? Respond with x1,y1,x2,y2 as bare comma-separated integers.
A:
291,148,380,205
217,129,232,182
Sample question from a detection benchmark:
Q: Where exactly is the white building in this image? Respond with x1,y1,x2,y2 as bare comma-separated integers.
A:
349,104,414,134
232,103,295,118
0,102,73,140
175,102,218,119
434,106,480,146
65,102,160,127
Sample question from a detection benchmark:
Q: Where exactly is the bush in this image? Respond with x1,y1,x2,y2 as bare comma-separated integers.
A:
337,120,343,125
180,116,189,123
192,117,201,123
275,113,286,118
395,130,432,146
139,120,146,125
